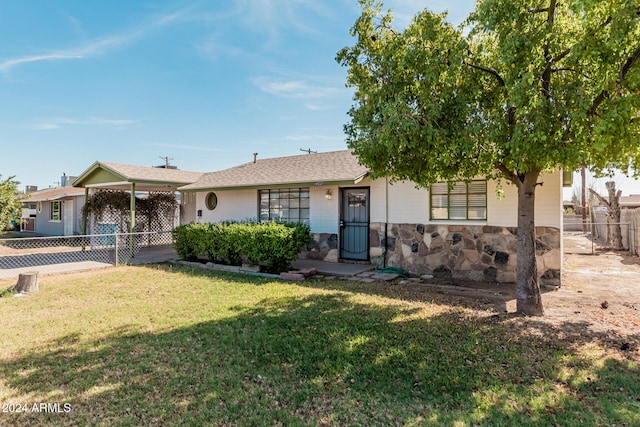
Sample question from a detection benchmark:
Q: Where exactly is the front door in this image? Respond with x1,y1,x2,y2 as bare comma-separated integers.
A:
63,199,74,236
340,187,370,261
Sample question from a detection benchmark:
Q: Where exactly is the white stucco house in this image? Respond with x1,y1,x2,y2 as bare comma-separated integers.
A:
178,150,564,285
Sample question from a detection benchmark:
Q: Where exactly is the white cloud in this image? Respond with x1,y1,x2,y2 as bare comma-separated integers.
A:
235,0,329,41
146,143,222,152
252,76,340,99
384,0,475,28
304,103,332,111
285,134,342,142
0,9,185,73
195,35,248,61
32,116,139,130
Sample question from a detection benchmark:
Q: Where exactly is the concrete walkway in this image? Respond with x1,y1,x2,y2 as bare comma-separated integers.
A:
127,245,180,265
291,259,373,277
0,245,180,281
0,243,375,281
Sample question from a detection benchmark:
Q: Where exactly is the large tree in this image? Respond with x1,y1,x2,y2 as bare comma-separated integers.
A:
337,0,640,315
0,175,21,231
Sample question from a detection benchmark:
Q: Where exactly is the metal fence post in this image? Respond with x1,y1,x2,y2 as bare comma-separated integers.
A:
115,233,119,266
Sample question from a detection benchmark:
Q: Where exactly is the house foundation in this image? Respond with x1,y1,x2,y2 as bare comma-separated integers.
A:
301,224,561,286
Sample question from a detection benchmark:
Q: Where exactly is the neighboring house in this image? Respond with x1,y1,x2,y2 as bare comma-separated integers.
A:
178,150,564,285
616,194,640,209
22,185,86,236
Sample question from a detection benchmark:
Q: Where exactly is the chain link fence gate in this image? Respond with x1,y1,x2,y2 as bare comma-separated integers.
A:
0,190,180,281
0,231,174,280
564,211,637,255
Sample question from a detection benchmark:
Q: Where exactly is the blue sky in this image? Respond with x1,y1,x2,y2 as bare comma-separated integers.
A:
0,0,474,190
1,0,639,198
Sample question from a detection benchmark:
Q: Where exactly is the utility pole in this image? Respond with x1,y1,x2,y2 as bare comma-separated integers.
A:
159,156,174,168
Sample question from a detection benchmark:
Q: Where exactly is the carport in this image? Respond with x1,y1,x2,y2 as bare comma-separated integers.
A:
72,161,202,247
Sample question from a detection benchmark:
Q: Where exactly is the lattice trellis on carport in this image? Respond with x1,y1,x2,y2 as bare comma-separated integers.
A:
85,189,178,246
71,160,203,249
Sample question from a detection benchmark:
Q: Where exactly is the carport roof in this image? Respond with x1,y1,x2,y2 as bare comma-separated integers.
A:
73,161,203,192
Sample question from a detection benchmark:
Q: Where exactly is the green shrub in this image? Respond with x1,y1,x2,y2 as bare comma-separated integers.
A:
171,223,208,261
172,221,313,272
237,222,313,272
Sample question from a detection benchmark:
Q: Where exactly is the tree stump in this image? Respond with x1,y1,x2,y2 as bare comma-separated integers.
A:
14,272,39,293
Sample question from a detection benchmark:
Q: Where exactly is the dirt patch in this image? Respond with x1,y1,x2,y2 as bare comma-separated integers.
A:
416,233,640,348
545,233,640,339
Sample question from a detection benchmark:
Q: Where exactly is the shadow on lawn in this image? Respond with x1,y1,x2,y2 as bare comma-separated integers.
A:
1,289,639,426
160,262,517,312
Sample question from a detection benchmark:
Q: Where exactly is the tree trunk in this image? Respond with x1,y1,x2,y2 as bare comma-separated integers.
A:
589,181,623,250
14,272,39,293
515,171,544,316
581,167,587,233
605,181,623,249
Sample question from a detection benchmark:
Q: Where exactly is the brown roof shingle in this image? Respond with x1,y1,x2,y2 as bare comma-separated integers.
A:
179,150,369,191
23,186,86,202
95,162,203,184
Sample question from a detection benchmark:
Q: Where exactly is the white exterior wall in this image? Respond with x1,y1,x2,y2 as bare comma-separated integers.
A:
487,170,562,228
366,178,429,224
193,169,562,230
195,186,343,232
309,185,339,233
197,189,257,223
365,170,561,229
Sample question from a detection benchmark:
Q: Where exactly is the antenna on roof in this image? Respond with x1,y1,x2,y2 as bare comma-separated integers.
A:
253,153,258,163
300,148,317,154
159,156,174,168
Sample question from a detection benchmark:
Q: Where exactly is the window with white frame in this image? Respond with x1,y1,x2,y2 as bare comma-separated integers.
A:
430,180,487,220
50,201,61,221
259,188,310,224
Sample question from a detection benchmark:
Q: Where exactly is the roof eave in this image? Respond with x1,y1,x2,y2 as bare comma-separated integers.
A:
178,177,368,192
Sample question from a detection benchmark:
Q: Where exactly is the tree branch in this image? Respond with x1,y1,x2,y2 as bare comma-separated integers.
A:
589,188,610,208
496,163,520,185
587,22,639,117
463,61,515,125
541,0,557,100
462,61,505,87
530,7,549,13
620,42,640,83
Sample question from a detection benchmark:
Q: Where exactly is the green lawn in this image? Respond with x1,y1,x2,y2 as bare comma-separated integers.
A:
0,265,638,426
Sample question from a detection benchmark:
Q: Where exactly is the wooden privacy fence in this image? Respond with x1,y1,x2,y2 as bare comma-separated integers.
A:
564,208,640,256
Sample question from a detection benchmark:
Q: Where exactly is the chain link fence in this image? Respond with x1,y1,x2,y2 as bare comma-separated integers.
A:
0,231,173,280
564,211,638,255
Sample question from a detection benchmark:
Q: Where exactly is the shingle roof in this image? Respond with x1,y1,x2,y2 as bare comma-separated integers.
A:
179,150,369,191
23,186,86,202
88,162,203,184
72,161,204,192
619,194,640,208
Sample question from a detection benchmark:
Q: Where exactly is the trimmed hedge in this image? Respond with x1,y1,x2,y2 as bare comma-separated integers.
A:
171,221,313,273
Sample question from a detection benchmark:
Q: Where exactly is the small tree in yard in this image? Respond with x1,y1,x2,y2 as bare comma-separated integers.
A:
0,175,21,231
337,0,640,315
590,181,624,249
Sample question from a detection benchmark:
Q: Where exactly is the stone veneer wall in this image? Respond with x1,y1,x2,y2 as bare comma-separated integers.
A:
302,233,339,263
299,224,561,286
370,223,561,286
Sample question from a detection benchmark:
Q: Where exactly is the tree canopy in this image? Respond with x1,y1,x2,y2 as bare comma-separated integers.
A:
338,0,640,315
0,175,21,231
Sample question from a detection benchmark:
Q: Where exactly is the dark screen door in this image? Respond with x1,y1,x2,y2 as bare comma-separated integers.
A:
340,188,369,260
